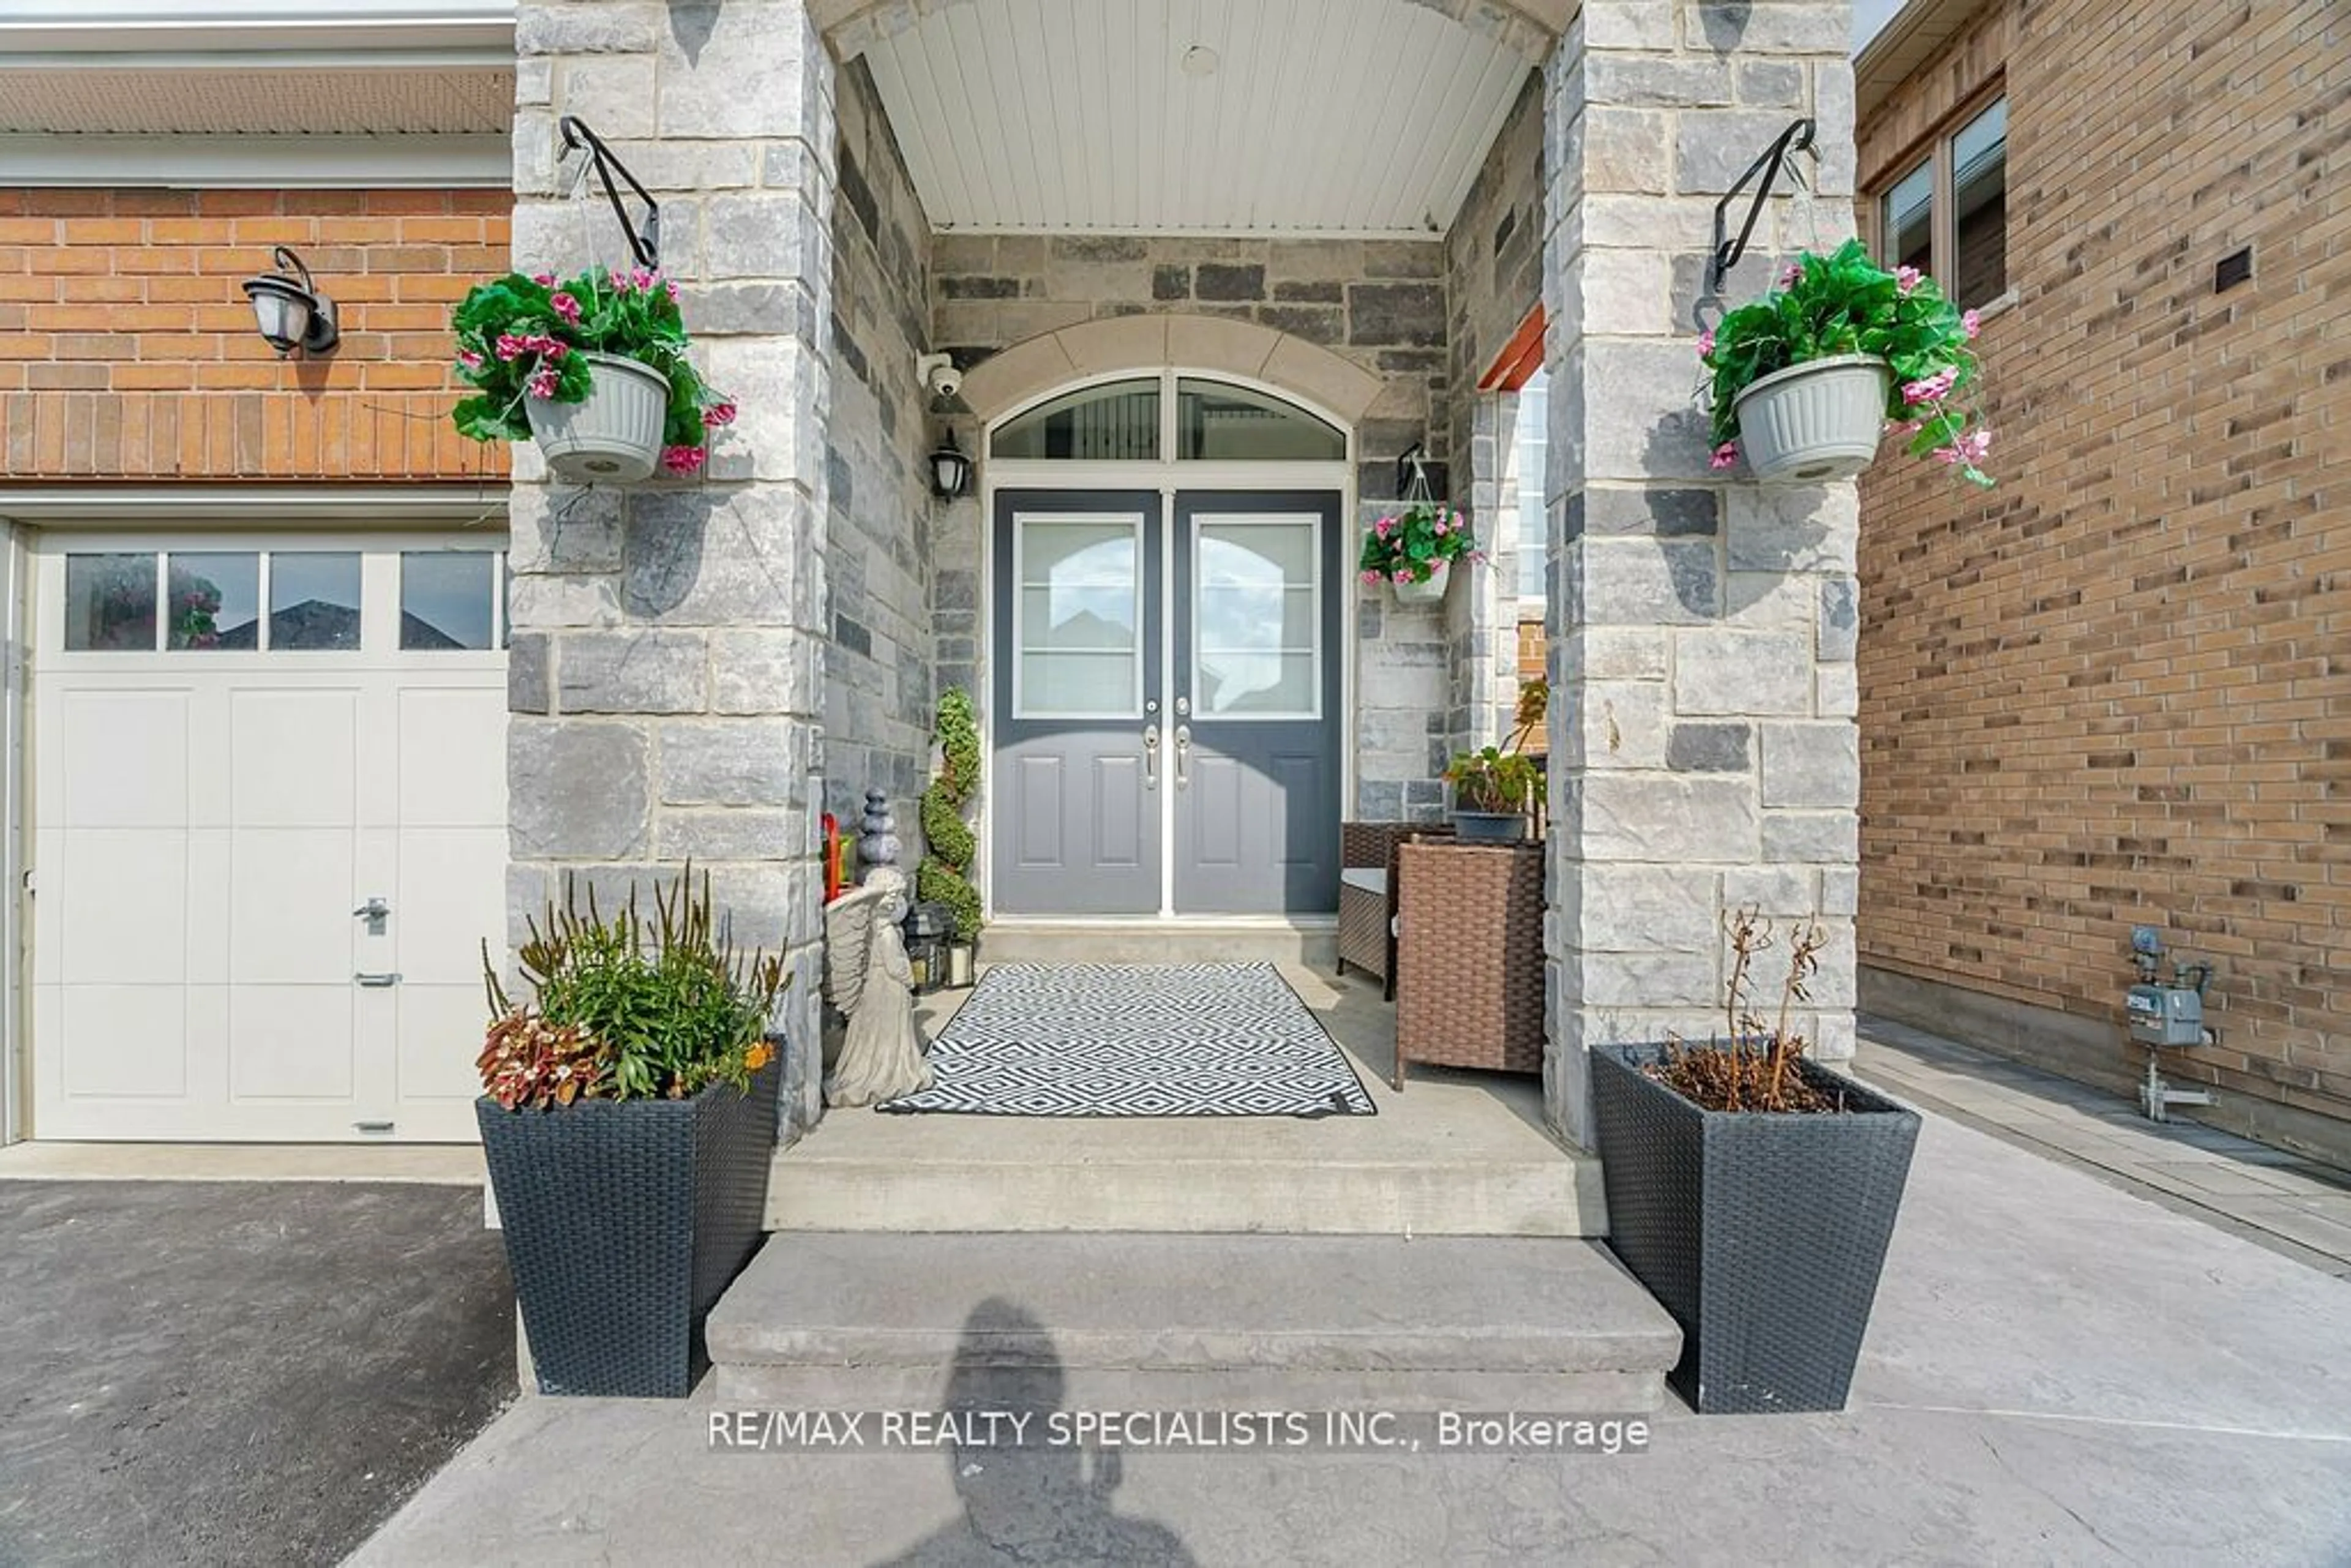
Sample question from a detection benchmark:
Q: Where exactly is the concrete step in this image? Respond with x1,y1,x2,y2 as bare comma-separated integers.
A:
707,1232,1680,1412
766,1085,1607,1237
980,919,1338,967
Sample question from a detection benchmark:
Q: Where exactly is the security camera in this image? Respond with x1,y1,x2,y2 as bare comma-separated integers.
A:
917,352,962,401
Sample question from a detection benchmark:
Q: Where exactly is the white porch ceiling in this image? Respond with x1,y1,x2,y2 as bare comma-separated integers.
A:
858,0,1537,238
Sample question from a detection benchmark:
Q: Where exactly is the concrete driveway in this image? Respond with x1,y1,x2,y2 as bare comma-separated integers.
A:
0,1180,513,1568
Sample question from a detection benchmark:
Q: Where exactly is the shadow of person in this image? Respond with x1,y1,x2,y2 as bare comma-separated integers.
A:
876,1298,1193,1567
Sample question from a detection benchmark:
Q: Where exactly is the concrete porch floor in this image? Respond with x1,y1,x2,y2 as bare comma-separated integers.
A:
771,964,1606,1236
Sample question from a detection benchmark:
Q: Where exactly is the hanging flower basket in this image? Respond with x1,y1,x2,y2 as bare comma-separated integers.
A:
525,350,670,483
450,266,737,486
1731,353,1891,484
1701,240,1992,489
1393,557,1450,604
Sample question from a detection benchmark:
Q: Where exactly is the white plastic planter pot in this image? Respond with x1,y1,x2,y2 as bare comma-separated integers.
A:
1393,558,1449,605
1731,354,1891,484
525,350,670,484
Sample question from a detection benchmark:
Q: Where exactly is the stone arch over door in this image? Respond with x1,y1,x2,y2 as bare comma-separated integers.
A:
816,0,1569,65
956,314,1385,432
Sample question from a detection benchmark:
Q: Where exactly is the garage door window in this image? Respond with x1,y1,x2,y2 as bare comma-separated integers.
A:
400,551,499,651
62,552,157,651
269,552,363,651
165,552,260,650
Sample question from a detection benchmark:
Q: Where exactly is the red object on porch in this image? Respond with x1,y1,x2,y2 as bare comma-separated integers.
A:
1479,304,1548,392
822,813,841,902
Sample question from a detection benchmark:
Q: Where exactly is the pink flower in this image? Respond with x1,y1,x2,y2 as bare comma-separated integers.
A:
1709,441,1739,471
664,279,681,301
526,366,559,399
702,400,737,429
551,291,582,324
1962,308,1982,339
1433,520,1448,536
661,444,707,475
1941,428,1992,466
1695,328,1715,358
456,348,484,370
531,271,555,287
1779,260,1804,288
1902,369,1955,405
631,268,657,291
1361,569,1382,586
1391,568,1413,585
609,268,632,291
1374,518,1393,537
1894,265,1922,293
493,333,527,362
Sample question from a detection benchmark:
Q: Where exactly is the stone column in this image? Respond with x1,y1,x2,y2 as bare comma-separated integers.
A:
1542,1,1860,1148
509,1,835,1135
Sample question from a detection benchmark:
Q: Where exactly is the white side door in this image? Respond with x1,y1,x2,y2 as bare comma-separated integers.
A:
30,535,506,1142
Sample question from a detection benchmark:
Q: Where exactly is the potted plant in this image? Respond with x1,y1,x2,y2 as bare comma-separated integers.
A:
1441,677,1546,842
1359,501,1480,605
1700,238,1991,487
915,687,984,984
450,265,735,484
1590,910,1921,1414
476,866,790,1397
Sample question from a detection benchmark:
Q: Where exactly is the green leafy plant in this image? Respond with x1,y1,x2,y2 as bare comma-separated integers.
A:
1443,675,1547,815
449,266,734,476
1357,501,1482,588
479,865,789,1109
916,688,983,942
1699,238,1992,487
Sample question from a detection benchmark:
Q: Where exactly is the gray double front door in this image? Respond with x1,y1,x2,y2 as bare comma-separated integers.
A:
991,488,1343,917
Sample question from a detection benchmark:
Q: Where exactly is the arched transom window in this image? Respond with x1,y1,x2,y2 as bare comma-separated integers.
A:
990,374,1346,463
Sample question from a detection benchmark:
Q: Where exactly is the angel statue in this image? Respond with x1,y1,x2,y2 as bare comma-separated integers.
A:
823,865,934,1108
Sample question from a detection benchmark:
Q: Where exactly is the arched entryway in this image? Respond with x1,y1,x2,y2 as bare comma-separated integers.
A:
979,361,1356,921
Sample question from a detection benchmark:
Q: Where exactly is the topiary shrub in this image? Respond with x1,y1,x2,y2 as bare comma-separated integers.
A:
918,688,983,941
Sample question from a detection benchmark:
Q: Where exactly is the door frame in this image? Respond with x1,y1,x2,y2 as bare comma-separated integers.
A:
980,367,1358,922
4,490,506,1144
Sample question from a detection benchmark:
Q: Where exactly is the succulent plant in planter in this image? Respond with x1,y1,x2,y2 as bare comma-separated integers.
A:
1700,238,1990,487
476,865,790,1397
451,266,736,485
1591,908,1921,1414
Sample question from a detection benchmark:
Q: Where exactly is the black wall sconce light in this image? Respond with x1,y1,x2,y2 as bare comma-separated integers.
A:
929,430,972,499
241,246,339,357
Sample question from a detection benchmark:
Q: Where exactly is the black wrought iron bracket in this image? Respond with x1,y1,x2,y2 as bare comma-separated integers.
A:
1709,116,1816,293
559,115,661,271
1396,442,1431,500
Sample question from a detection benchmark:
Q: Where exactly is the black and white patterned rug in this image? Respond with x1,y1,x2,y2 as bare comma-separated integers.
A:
877,962,1377,1118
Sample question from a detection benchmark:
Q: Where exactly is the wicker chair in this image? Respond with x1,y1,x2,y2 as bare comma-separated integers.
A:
1336,821,1452,998
1392,839,1546,1089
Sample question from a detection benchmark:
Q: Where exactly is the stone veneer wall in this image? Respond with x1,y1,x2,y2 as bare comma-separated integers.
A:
824,60,937,837
508,0,834,1135
1444,70,1548,762
928,235,1459,819
1541,0,1862,1148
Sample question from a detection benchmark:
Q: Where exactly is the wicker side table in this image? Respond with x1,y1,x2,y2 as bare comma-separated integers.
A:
1393,840,1545,1090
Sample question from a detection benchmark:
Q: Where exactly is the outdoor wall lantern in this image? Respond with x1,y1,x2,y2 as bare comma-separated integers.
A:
241,246,339,357
929,431,972,499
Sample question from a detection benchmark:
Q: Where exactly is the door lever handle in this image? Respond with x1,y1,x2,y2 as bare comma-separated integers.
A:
1174,724,1190,788
1142,723,1160,789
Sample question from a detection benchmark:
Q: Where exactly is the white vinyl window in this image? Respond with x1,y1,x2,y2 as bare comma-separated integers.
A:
1877,93,2009,310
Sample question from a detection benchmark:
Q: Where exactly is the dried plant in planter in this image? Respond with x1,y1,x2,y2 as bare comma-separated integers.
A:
1651,907,1847,1114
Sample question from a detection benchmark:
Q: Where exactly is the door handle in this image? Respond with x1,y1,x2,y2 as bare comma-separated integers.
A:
1143,723,1160,789
1174,724,1190,788
352,896,390,920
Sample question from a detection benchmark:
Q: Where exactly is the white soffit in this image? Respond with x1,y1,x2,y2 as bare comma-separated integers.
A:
860,0,1535,238
0,1,516,59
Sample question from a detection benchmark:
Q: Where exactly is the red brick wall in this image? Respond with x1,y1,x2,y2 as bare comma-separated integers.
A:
0,187,511,481
1855,0,2351,1141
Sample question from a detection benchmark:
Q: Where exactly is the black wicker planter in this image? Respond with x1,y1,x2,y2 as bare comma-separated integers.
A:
1591,1042,1919,1414
479,1055,781,1398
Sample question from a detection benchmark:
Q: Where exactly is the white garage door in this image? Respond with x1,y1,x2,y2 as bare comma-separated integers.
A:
31,533,508,1142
